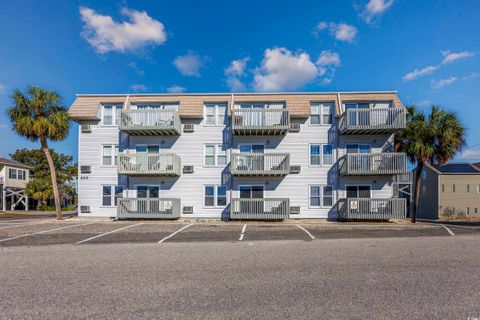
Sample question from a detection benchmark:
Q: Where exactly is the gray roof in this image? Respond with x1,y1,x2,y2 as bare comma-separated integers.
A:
0,157,32,169
430,163,480,174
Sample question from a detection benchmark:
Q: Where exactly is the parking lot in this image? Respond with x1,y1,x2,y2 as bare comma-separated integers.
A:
1,217,479,247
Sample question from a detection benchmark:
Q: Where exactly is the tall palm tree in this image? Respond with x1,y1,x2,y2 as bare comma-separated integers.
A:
396,106,465,223
8,87,70,219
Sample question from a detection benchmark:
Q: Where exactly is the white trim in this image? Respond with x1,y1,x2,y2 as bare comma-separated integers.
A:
309,102,334,126
308,184,334,209
100,185,123,208
100,144,119,167
77,91,400,97
100,103,122,126
309,143,333,167
203,143,227,167
203,102,228,127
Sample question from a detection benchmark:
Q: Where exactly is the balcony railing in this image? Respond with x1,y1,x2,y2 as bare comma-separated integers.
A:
230,198,290,220
118,153,181,176
339,153,407,176
231,153,290,176
117,198,181,219
339,198,407,220
339,108,406,134
232,109,290,135
119,109,181,135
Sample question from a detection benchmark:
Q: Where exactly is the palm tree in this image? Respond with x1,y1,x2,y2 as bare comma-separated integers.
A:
396,106,465,223
8,87,70,219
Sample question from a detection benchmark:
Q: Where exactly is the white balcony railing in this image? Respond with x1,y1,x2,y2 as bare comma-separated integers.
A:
117,198,181,219
339,108,406,134
118,153,181,176
339,153,407,175
232,109,290,135
230,198,290,220
339,198,407,220
119,109,181,135
231,153,290,176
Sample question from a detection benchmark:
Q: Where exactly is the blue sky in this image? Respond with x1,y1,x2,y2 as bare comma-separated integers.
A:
1,0,479,162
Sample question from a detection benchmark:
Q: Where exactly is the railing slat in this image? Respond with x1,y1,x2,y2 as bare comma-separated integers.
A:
118,153,181,176
230,198,290,220
231,153,290,175
117,198,181,219
339,198,406,220
340,153,406,175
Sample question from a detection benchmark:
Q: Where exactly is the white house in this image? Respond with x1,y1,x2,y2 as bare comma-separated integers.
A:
68,91,409,220
0,157,31,211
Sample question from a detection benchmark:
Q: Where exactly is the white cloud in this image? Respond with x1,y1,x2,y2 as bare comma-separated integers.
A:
253,48,320,91
128,61,145,75
462,72,480,81
314,21,358,42
130,84,147,92
0,83,6,94
441,50,475,64
166,85,186,93
316,50,341,80
402,65,438,82
457,149,480,161
225,57,250,91
431,77,457,90
80,6,167,54
0,124,8,129
173,52,204,77
360,0,395,24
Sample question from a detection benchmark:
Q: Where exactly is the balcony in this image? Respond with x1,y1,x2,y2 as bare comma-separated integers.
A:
232,109,290,135
230,198,290,220
339,153,407,176
339,198,407,220
231,153,290,176
339,108,406,135
118,153,181,176
117,198,181,219
119,109,181,135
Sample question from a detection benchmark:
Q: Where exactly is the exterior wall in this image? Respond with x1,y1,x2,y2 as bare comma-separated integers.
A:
416,166,439,219
438,175,480,217
74,92,406,220
1,165,29,189
77,120,120,218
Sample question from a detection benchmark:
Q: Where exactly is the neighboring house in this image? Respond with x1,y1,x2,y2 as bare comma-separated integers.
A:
417,163,480,219
0,157,31,211
68,91,409,220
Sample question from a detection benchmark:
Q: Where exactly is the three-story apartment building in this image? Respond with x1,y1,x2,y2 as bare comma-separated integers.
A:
69,91,408,220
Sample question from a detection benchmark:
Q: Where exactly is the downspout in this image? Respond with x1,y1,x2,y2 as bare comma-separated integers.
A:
229,93,234,220
335,92,342,219
123,95,130,198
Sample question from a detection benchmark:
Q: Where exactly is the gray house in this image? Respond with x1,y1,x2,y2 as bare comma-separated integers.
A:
417,163,480,219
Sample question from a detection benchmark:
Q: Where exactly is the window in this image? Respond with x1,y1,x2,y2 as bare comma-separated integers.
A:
9,168,17,179
346,185,371,198
309,185,333,208
102,104,121,126
441,184,445,192
323,144,333,165
204,144,227,166
102,185,123,207
132,103,179,110
310,103,333,125
475,208,478,214
239,186,264,198
204,103,227,126
310,144,333,166
452,184,456,193
114,186,123,206
346,144,371,154
17,170,25,180
478,185,480,194
467,184,471,193
204,185,227,207
466,207,470,215
102,145,118,166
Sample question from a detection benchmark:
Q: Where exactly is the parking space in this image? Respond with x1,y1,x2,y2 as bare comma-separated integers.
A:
84,223,187,245
0,219,480,247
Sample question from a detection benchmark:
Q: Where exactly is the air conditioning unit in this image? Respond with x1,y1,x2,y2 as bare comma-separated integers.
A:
81,125,92,133
290,206,301,214
183,206,194,214
80,165,91,174
289,123,300,132
289,165,301,174
183,124,195,133
183,165,194,173
80,206,91,213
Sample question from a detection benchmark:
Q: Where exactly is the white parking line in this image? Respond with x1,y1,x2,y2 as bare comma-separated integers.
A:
158,224,193,243
440,224,455,236
75,223,144,244
0,223,90,243
297,225,315,240
239,224,247,241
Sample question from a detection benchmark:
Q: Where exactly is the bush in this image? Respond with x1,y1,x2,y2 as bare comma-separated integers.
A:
441,207,455,219
37,204,55,211
456,210,466,220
